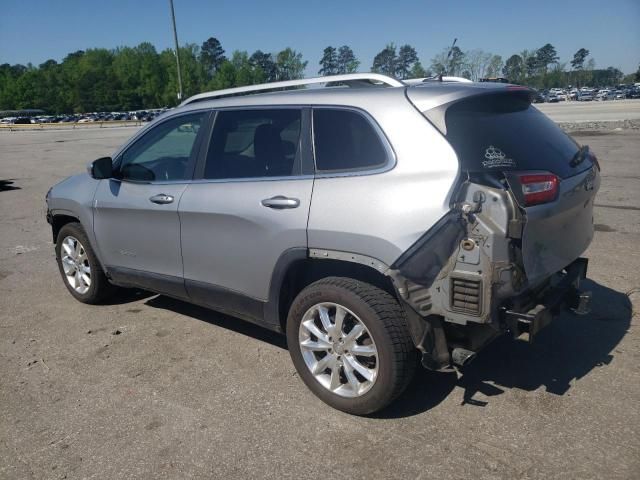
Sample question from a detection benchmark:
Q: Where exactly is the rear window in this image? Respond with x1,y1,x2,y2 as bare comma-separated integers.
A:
313,109,388,172
440,93,586,178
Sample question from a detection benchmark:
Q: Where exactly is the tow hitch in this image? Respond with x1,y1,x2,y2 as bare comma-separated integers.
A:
503,258,590,343
570,290,592,316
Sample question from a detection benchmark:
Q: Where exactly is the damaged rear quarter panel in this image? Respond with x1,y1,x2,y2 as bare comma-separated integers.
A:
391,182,520,325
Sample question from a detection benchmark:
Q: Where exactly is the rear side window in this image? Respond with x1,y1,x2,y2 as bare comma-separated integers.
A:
441,93,584,178
313,109,388,172
204,109,301,179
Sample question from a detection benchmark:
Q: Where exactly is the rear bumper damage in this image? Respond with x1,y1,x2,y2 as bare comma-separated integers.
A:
502,257,590,343
389,172,597,370
393,248,592,371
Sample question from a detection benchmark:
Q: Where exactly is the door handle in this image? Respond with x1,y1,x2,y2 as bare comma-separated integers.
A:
261,195,300,209
149,193,174,204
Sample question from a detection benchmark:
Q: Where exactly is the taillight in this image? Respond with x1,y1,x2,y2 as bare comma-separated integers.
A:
518,173,559,206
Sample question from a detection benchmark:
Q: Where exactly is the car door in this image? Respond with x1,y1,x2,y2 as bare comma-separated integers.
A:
179,107,314,325
93,110,210,297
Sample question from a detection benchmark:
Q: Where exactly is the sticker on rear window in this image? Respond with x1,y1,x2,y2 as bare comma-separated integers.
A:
482,146,516,169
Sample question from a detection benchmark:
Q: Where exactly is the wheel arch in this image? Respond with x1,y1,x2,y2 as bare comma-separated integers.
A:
51,213,81,243
266,249,398,333
50,212,107,272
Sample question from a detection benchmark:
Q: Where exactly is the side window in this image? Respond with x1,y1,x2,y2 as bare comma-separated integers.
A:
118,112,206,182
313,109,388,172
204,109,302,180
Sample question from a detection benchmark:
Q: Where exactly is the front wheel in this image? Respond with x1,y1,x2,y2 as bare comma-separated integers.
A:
55,222,116,304
286,277,416,415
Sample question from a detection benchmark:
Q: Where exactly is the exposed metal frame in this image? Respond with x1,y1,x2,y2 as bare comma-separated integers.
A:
179,73,406,106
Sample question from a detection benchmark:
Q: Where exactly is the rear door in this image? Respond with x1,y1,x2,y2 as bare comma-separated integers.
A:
93,111,209,295
179,107,314,323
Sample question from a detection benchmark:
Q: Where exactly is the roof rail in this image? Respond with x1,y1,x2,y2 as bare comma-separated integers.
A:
179,73,405,106
404,76,473,85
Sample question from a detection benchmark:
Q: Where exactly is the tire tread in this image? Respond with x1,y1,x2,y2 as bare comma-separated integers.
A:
287,276,416,413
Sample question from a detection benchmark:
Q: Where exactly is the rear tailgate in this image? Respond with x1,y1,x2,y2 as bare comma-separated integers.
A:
507,166,599,285
410,85,600,286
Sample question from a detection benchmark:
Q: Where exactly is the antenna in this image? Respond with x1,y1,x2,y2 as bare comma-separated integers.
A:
442,38,458,80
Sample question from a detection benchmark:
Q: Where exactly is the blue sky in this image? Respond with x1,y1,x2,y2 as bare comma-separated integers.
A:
1,0,639,74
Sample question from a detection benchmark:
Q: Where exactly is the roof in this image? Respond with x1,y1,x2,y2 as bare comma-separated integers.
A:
175,73,524,115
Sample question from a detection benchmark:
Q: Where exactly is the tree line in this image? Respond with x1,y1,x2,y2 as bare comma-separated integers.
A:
1,37,638,114
371,42,636,89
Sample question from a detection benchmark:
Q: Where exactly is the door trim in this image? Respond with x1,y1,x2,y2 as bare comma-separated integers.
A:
185,279,273,329
107,249,311,334
107,265,188,300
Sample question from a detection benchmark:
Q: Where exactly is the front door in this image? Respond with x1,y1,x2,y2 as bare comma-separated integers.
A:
93,111,209,296
179,108,314,322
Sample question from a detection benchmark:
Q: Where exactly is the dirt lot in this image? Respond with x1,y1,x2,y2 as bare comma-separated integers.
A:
1,127,639,480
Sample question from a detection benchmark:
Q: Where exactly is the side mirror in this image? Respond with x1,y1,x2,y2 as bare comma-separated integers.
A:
88,157,113,179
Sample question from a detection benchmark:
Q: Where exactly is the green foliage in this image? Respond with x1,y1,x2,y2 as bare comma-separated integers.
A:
275,48,307,81
503,55,524,83
535,43,559,74
571,48,590,70
249,50,277,82
319,45,360,76
486,55,504,78
396,45,419,79
0,39,308,113
430,45,465,77
200,37,226,78
372,44,397,76
208,51,265,90
409,61,428,78
319,47,339,75
0,37,635,115
337,46,359,74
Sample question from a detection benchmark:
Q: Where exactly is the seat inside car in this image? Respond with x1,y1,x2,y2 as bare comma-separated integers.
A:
254,123,292,176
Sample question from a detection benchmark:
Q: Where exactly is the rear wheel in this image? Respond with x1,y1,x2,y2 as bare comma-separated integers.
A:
55,222,116,304
286,277,416,415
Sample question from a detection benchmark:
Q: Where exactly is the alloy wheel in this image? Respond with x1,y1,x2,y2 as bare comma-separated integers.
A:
298,302,378,398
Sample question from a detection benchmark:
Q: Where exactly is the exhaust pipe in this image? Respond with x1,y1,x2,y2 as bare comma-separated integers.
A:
451,348,477,367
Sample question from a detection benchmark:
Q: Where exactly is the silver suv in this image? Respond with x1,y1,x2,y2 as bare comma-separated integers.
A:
46,73,600,414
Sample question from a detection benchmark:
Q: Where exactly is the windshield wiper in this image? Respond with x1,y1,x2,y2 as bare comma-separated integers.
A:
570,145,589,168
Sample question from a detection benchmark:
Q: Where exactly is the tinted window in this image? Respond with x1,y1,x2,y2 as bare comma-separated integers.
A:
204,109,301,179
313,109,388,172
118,112,205,181
442,93,586,178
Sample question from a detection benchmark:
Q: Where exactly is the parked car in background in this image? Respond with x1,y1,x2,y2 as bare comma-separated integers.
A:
532,90,545,103
578,90,594,101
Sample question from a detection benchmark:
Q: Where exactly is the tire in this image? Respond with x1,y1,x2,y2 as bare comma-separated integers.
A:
55,222,116,304
286,276,416,415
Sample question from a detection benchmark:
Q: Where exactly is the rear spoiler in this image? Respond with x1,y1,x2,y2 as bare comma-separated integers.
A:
407,85,534,135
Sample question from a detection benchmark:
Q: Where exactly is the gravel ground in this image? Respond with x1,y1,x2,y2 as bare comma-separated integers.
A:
559,119,640,132
0,127,638,480
537,99,640,123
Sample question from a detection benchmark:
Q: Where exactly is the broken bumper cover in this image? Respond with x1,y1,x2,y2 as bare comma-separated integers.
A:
502,258,590,342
